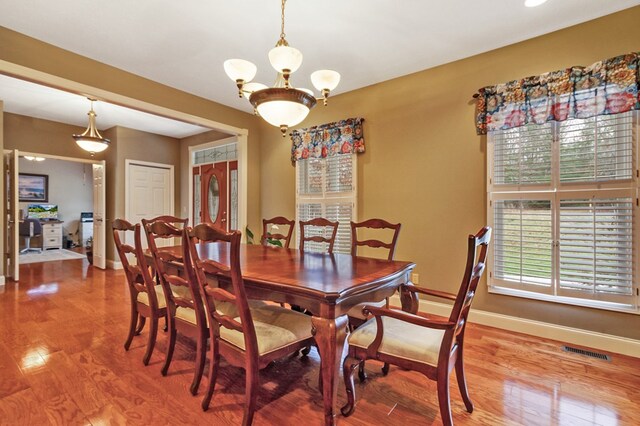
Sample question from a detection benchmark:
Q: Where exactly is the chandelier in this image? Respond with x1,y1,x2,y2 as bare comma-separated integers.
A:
223,0,340,136
72,98,110,154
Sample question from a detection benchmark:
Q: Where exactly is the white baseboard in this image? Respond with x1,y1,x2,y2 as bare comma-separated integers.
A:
106,260,123,270
389,295,640,358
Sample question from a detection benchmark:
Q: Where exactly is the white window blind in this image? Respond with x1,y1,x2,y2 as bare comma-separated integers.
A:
296,154,357,254
488,110,639,313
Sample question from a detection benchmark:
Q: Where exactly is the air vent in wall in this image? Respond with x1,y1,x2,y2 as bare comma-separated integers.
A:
562,345,611,361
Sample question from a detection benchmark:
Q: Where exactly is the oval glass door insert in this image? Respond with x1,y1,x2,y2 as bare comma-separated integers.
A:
208,174,220,223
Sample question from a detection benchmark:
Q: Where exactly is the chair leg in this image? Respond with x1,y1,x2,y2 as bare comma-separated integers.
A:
161,320,176,376
381,362,390,376
341,356,360,417
163,315,168,332
124,303,138,351
455,354,474,413
135,314,146,335
242,366,259,426
191,328,207,395
201,338,220,411
436,371,453,426
358,360,367,382
142,315,158,366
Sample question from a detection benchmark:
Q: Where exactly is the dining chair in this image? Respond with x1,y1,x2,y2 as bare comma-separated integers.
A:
112,219,167,365
144,219,208,396
186,223,315,426
260,216,295,248
299,217,339,254
346,218,401,381
341,227,492,426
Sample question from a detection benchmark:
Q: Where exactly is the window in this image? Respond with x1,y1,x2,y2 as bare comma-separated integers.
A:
488,111,639,313
296,155,357,253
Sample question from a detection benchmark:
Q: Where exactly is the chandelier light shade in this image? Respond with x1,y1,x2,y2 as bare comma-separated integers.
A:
224,0,341,135
73,98,110,155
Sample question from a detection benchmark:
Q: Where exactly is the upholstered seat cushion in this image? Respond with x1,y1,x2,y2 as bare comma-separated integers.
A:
136,285,166,309
175,300,268,327
348,315,445,367
221,305,313,356
347,299,387,320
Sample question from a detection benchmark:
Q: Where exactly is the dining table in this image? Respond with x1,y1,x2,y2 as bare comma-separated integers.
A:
154,242,417,425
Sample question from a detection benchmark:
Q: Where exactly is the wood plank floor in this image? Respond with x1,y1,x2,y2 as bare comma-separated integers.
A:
1,259,639,425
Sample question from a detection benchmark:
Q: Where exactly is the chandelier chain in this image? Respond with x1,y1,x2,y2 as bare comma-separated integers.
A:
280,0,286,40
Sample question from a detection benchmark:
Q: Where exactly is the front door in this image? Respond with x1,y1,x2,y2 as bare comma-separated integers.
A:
200,162,227,230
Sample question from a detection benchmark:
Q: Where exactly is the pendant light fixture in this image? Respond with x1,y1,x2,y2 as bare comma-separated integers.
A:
73,98,110,154
224,0,341,136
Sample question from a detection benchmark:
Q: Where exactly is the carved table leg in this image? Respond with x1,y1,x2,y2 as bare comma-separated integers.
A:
312,315,348,426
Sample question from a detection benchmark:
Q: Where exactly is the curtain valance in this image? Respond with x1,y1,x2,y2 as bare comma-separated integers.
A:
475,52,640,135
291,117,365,163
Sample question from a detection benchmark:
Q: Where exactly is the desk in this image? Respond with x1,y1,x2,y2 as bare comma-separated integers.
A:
156,243,416,425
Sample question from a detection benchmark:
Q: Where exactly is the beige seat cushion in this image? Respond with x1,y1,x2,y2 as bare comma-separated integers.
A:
175,300,268,327
347,299,387,320
348,315,445,367
221,305,313,356
137,285,166,309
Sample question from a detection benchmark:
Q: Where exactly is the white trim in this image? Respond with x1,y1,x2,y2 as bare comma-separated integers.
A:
124,159,175,223
18,151,103,165
0,276,5,286
0,60,247,136
187,135,247,239
389,295,640,358
106,259,123,270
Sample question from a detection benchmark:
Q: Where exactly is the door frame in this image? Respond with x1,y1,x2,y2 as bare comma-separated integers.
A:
188,136,247,234
124,159,176,227
3,150,106,277
0,60,249,276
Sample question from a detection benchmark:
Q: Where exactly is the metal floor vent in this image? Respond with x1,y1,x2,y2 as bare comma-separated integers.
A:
562,345,611,361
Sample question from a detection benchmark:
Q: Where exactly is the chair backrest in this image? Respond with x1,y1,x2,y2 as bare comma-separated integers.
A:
299,217,339,254
260,216,295,248
447,227,492,339
20,218,42,237
112,219,159,309
186,223,259,360
350,218,401,260
143,215,189,228
145,220,206,328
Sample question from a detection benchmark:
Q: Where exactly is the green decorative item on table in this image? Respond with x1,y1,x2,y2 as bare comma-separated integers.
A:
245,226,283,247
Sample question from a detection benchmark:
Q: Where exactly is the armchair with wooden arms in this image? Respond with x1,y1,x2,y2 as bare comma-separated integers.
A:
341,226,491,426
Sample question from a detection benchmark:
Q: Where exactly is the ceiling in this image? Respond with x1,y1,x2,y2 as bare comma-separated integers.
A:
0,74,210,138
0,0,639,115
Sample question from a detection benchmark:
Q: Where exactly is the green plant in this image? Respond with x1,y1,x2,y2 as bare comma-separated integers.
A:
245,227,283,247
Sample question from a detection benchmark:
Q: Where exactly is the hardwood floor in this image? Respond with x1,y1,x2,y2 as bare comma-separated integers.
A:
1,258,638,425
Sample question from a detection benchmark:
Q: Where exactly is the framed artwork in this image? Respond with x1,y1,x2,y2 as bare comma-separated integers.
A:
18,173,49,202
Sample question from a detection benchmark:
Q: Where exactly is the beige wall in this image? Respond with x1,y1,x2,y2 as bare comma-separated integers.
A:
179,129,232,220
259,7,640,339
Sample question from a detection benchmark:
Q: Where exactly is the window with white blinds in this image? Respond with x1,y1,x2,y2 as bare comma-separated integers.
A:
296,154,356,254
488,111,639,313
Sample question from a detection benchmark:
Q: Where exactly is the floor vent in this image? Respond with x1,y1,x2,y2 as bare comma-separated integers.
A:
562,345,611,361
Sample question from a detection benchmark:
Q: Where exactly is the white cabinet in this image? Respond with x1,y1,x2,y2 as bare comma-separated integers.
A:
42,222,63,250
79,221,93,246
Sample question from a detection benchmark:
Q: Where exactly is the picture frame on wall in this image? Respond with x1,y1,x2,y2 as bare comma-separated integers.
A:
18,173,49,202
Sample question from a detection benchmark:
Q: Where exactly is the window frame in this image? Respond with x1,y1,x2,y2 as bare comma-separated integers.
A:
295,154,358,253
487,112,640,314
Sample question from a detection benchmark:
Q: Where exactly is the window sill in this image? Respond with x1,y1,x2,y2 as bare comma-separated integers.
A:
488,284,639,315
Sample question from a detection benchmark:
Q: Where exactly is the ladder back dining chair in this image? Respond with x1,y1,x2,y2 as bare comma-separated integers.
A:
341,226,491,426
260,216,295,248
299,217,339,254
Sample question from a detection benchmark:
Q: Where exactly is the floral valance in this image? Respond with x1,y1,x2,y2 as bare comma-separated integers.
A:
475,52,640,135
290,117,365,163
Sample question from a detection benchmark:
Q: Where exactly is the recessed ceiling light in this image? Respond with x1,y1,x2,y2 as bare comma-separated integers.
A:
525,0,548,7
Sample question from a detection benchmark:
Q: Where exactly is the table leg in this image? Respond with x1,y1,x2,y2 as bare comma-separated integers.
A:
400,283,419,314
312,315,348,426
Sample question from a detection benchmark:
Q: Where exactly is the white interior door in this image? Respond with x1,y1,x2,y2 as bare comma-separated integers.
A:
92,162,106,269
4,150,19,280
126,162,173,248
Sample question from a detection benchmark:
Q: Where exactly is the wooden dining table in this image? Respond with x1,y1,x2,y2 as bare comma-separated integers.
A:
155,242,417,425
